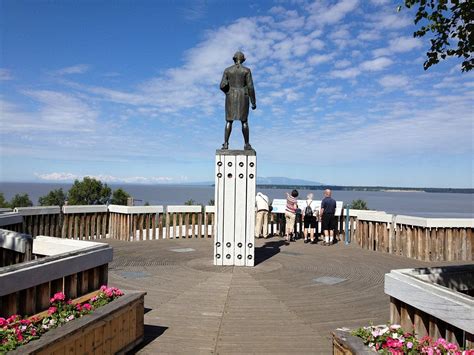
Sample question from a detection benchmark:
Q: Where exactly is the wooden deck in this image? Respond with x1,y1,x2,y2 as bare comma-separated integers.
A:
105,237,459,354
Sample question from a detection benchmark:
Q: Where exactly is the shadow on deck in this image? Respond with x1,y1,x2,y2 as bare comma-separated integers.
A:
106,236,452,354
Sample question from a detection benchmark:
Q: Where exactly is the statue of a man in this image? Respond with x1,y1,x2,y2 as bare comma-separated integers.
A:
220,51,256,150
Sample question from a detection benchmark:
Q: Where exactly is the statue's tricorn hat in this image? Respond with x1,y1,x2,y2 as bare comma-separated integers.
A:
233,51,246,63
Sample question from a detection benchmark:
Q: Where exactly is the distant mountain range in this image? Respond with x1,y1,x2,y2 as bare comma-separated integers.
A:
191,177,324,186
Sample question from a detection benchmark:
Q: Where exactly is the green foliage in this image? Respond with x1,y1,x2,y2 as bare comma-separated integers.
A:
184,199,197,205
9,193,33,208
349,199,369,210
110,188,131,205
67,177,111,205
144,201,150,206
38,188,67,207
208,199,215,206
401,0,473,72
0,192,10,208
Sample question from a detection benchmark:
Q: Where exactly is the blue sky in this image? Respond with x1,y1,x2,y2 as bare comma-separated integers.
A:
1,0,473,188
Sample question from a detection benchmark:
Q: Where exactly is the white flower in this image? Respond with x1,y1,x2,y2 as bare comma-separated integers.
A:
368,342,375,348
42,324,49,329
390,324,401,330
380,326,389,334
392,333,399,339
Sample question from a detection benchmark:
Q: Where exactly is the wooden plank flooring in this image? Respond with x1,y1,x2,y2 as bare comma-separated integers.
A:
104,237,463,354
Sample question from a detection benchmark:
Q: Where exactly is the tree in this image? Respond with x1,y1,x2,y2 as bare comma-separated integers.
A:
349,199,369,210
401,0,473,72
9,193,33,208
67,177,111,205
38,188,67,207
110,188,131,206
0,192,10,208
208,199,215,206
184,199,197,205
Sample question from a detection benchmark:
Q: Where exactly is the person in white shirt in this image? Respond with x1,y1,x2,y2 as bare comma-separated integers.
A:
255,192,270,238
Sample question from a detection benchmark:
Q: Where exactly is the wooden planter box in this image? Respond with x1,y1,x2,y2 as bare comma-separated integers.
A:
9,290,146,355
332,329,375,355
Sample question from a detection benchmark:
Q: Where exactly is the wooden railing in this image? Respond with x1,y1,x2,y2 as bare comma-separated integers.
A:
0,234,112,317
0,205,472,261
62,205,108,240
352,211,473,261
386,266,473,349
107,205,215,241
0,229,33,267
15,206,61,238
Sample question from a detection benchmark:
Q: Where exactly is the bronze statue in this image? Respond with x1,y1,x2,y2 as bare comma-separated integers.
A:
220,51,256,150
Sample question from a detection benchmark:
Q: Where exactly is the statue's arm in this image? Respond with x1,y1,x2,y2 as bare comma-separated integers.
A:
220,70,229,93
246,70,256,109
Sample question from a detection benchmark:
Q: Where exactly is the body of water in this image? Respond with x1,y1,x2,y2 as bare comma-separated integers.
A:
1,182,473,218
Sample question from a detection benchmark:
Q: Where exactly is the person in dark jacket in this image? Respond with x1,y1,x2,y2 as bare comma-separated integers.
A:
220,51,256,150
319,189,336,245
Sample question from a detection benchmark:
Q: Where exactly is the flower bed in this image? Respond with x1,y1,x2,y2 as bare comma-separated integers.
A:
1,286,124,352
333,324,474,355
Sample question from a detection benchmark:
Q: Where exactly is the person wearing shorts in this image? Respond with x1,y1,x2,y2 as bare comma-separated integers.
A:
303,193,317,244
319,189,336,245
285,189,298,242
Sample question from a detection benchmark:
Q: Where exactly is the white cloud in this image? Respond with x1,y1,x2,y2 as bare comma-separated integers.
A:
0,68,13,80
34,172,79,181
372,13,412,30
330,67,361,79
316,86,342,95
359,57,393,71
34,172,179,184
54,64,90,75
378,74,410,89
308,54,333,65
0,91,98,132
373,36,423,56
308,0,359,25
357,30,381,41
334,59,352,69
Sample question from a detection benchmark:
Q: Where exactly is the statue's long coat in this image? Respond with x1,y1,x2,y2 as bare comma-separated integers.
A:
220,64,256,122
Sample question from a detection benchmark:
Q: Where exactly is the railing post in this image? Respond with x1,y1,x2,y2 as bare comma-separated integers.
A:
345,206,350,245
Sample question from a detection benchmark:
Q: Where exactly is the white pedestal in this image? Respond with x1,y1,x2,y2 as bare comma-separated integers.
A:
214,149,256,267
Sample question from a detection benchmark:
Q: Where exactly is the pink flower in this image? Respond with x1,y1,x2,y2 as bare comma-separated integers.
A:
100,285,107,291
48,306,57,315
53,292,65,301
76,304,82,311
0,317,6,327
20,319,31,325
66,315,75,321
390,324,401,330
407,341,413,349
7,315,19,324
82,303,92,311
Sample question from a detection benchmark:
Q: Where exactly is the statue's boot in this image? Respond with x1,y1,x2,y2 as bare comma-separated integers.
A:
222,142,229,149
244,143,252,150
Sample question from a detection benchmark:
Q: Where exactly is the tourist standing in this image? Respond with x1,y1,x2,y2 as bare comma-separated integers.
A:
319,189,336,245
255,192,270,239
285,189,299,242
303,193,317,244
